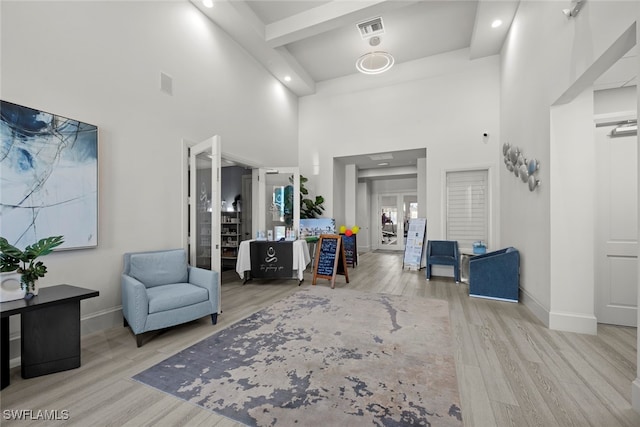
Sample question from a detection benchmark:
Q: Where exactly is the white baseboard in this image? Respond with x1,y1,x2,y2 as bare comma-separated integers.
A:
549,310,598,335
8,306,123,369
519,289,598,335
81,306,123,335
520,287,550,328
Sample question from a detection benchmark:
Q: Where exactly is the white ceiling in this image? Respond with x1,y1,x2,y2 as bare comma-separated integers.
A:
191,0,520,96
193,1,636,171
594,45,637,91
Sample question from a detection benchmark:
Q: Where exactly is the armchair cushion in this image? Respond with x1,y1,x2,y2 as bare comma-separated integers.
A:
129,249,188,287
147,283,209,314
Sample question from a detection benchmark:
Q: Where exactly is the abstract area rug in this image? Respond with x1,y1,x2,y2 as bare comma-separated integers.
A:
133,287,463,426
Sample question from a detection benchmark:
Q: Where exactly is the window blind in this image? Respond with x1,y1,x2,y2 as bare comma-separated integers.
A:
445,170,488,249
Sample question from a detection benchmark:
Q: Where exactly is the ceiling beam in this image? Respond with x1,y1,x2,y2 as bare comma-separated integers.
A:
265,0,419,48
190,0,316,96
469,0,520,60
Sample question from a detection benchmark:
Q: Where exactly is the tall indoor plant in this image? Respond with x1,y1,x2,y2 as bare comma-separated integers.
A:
299,175,325,219
0,235,64,297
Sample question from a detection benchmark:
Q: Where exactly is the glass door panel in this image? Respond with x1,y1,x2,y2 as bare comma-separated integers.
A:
378,193,418,251
189,136,220,274
402,195,418,240
255,167,300,239
380,195,399,248
266,172,294,239
195,157,212,269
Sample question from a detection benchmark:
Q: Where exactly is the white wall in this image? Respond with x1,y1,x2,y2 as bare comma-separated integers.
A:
299,49,501,245
356,181,371,251
549,88,597,334
500,0,637,329
345,164,358,227
595,86,637,114
1,1,298,353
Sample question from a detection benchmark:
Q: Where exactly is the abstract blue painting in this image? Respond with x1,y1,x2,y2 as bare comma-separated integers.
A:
0,100,98,249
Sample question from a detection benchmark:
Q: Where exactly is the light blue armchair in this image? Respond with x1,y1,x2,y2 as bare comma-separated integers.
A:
469,247,519,302
122,249,220,347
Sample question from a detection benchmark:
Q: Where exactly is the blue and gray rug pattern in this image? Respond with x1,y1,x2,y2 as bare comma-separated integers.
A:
133,286,462,426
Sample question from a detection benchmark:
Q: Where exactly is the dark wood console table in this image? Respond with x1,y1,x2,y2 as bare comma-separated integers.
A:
1,284,99,390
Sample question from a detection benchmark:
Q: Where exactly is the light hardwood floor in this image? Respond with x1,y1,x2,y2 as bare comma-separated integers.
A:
1,251,639,426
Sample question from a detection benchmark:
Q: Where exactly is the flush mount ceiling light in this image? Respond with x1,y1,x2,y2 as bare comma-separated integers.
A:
491,19,503,28
202,0,213,8
356,51,395,75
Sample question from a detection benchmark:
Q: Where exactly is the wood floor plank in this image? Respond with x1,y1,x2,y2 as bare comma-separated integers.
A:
457,363,497,427
520,359,590,426
490,401,528,427
490,338,561,426
468,322,518,405
0,250,638,427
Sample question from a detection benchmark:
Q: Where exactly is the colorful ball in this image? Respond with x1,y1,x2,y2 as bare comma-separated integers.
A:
339,225,346,234
345,229,353,237
351,226,360,234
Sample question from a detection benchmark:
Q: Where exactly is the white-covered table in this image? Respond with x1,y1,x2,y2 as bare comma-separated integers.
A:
236,239,311,283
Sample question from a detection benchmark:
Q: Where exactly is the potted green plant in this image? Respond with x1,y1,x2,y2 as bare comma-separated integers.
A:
291,175,325,219
0,236,64,298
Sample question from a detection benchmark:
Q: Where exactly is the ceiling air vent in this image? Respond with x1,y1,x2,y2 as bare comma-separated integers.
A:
357,17,384,39
368,153,394,161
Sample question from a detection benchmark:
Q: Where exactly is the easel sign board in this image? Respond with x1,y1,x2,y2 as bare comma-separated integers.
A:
341,233,357,267
312,234,349,288
403,218,427,270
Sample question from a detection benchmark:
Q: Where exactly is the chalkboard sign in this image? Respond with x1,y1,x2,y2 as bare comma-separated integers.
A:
250,241,293,279
341,234,357,267
312,234,349,288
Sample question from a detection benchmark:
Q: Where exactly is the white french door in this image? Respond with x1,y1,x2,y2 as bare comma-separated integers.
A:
188,136,221,276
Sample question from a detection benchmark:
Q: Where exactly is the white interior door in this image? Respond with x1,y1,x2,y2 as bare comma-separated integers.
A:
595,124,638,326
189,136,221,275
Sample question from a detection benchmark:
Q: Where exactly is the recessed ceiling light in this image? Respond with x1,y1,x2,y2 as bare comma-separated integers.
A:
377,162,389,166
203,0,213,8
284,75,292,82
356,51,395,75
491,19,503,28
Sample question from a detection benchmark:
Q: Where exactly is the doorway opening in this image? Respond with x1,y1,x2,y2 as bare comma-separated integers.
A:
334,148,426,254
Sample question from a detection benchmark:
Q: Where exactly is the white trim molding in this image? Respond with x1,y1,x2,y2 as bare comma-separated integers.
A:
549,310,598,335
520,286,550,328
